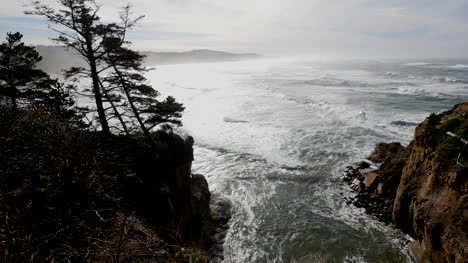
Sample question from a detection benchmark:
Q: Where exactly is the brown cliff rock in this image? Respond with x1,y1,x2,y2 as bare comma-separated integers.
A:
344,102,468,262
343,142,409,223
393,102,468,263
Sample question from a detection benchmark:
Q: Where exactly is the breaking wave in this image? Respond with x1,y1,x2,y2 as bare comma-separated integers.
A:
147,57,468,262
403,62,432,66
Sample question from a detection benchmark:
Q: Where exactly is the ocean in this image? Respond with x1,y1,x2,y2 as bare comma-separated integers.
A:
147,58,468,263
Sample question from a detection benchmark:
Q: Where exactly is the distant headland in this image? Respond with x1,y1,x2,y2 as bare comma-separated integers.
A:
35,45,260,74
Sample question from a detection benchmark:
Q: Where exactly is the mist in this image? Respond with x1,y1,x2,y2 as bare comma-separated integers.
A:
1,0,467,59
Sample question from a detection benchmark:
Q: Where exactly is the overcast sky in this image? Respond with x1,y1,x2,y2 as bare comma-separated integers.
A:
1,0,467,58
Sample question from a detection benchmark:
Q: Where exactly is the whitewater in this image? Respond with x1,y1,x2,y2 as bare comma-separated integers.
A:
147,58,468,263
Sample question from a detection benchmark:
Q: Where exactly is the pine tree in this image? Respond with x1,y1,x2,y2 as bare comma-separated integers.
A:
99,5,184,142
0,32,84,125
27,1,184,137
0,32,48,108
101,32,184,144
27,0,112,134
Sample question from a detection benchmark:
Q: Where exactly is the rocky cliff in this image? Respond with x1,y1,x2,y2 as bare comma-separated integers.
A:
0,107,230,262
345,102,468,263
393,102,467,262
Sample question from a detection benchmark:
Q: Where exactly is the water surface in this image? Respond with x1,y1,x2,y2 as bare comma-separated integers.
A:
148,58,468,263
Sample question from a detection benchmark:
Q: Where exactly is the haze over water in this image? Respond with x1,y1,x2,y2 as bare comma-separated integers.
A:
148,58,468,263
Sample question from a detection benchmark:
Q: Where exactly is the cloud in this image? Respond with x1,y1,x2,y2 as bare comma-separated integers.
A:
1,0,467,58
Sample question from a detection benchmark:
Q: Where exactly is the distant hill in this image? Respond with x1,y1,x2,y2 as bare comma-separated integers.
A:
142,49,260,65
35,46,260,74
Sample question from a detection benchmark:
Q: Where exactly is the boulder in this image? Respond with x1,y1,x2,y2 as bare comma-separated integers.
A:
368,142,406,163
362,172,379,189
376,182,384,195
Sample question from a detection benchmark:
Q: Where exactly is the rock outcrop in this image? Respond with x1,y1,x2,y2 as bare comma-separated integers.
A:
116,133,211,248
345,102,468,263
0,107,219,262
206,195,232,263
191,175,232,262
393,103,468,263
115,133,231,261
344,142,409,223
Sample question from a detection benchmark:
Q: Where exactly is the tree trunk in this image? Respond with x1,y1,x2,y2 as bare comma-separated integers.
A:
84,33,110,135
99,80,130,135
7,83,17,110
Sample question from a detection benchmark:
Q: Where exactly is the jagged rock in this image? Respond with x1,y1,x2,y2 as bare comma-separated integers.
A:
362,172,379,189
376,182,384,195
190,173,212,220
343,102,468,263
344,139,409,221
393,102,468,263
210,231,228,243
351,178,360,190
368,142,406,163
369,142,409,198
204,194,232,260
210,196,232,222
357,161,371,169
219,224,230,230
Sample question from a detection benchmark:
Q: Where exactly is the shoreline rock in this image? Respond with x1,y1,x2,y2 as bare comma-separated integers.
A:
190,174,232,262
206,194,232,263
343,142,409,223
343,102,468,262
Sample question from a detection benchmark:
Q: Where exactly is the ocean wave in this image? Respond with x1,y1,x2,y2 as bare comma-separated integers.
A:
403,62,432,66
223,116,248,123
385,72,399,77
397,86,427,95
301,78,371,88
274,162,306,171
423,64,468,70
396,86,442,97
447,64,468,70
431,76,465,83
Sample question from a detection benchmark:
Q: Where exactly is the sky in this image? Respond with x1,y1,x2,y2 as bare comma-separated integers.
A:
0,0,467,58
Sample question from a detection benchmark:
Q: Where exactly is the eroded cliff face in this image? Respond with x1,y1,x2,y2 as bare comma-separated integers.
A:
393,102,468,263
344,102,468,263
115,133,210,246
343,142,409,223
114,132,231,261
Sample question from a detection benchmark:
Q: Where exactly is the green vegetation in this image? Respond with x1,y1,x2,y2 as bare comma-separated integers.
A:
175,247,211,263
423,113,441,147
423,113,468,170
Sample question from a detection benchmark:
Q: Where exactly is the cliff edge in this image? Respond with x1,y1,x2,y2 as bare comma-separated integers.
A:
393,102,467,262
0,107,229,262
345,102,468,262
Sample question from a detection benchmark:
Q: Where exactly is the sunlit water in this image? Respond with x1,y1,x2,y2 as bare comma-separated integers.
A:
147,58,468,263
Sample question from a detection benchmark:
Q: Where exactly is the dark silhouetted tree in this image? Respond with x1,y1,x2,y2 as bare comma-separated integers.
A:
27,1,184,137
26,77,87,127
0,32,48,108
27,0,113,134
101,19,184,145
0,32,80,125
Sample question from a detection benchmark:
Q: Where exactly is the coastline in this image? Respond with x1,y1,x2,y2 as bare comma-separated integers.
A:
343,102,468,263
